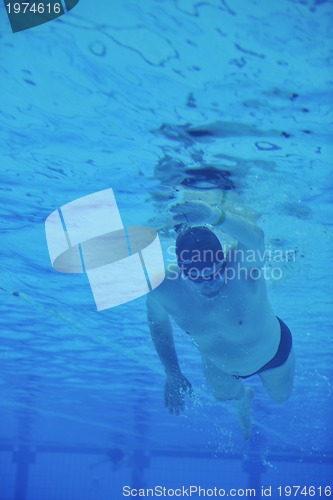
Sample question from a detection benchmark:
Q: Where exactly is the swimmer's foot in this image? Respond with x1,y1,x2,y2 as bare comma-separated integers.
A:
234,387,254,440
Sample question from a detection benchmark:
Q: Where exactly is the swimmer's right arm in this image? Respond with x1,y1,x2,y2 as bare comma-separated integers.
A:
147,294,192,414
147,294,181,377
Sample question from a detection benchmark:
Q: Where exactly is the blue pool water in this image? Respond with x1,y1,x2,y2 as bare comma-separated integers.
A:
0,0,332,498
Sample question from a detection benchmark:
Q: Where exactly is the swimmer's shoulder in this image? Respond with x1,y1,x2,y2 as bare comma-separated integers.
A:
164,263,181,281
148,264,181,302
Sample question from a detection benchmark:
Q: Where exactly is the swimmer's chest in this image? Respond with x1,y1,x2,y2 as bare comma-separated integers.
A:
163,277,257,338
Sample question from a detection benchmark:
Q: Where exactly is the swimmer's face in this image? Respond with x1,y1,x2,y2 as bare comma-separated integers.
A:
180,260,226,283
189,264,226,298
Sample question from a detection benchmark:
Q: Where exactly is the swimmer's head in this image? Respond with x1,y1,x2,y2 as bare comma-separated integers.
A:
175,226,226,282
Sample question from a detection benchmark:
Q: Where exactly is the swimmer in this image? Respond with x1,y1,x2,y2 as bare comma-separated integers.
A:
147,200,295,439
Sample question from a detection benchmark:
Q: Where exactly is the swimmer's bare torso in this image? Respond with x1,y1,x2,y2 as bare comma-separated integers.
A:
148,257,280,377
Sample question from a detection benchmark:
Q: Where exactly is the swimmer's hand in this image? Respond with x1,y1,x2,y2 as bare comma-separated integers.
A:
164,372,193,415
170,200,223,226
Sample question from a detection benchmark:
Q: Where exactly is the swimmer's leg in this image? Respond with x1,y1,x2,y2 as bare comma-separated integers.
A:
202,356,254,440
259,348,295,402
233,386,254,441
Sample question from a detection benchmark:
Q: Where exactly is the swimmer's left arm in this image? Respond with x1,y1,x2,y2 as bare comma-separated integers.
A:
214,209,265,253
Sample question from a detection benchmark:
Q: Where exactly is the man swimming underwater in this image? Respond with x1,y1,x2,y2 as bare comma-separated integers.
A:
147,200,295,439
